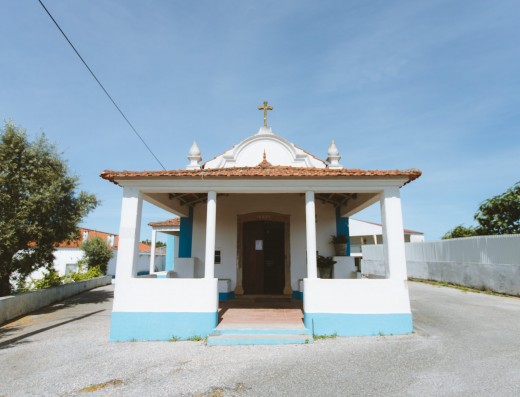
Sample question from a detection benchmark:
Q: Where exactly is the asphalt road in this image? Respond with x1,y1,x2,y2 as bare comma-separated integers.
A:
1,282,520,397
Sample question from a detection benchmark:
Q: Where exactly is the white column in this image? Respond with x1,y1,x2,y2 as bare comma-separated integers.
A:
380,187,407,280
373,234,378,245
149,229,157,274
115,187,143,280
305,191,318,279
204,191,217,279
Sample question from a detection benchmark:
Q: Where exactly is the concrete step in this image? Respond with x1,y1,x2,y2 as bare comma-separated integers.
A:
207,333,314,346
213,324,311,335
236,295,292,302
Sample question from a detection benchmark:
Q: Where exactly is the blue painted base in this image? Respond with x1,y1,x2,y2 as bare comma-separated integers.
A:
304,313,413,336
292,291,303,300
219,291,235,301
110,312,218,341
136,270,150,276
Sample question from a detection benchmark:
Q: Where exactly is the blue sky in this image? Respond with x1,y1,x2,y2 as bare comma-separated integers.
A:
1,0,519,241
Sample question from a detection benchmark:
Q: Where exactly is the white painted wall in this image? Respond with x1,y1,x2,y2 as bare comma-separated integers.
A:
349,219,383,236
333,256,357,278
362,235,520,295
174,258,195,278
1,276,112,325
52,248,85,274
349,219,424,242
303,278,411,314
189,193,337,290
108,253,165,277
409,234,425,243
363,235,520,266
31,250,164,281
112,278,218,312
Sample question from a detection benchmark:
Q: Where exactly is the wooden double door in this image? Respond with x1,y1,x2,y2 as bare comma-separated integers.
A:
242,220,285,295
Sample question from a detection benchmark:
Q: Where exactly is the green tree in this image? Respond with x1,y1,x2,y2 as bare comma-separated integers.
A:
81,237,113,274
475,183,519,235
442,225,479,239
141,239,166,248
443,182,519,239
0,121,97,296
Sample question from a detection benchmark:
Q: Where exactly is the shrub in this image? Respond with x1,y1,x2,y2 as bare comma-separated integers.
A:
32,268,63,290
81,237,113,274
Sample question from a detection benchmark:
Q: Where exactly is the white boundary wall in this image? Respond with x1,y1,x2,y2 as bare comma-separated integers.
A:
362,235,520,295
0,276,112,325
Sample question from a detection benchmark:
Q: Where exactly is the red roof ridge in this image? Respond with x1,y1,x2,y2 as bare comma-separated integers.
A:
101,167,422,184
148,218,181,227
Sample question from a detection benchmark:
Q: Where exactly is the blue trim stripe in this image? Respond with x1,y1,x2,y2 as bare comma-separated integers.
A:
305,313,413,336
110,311,218,341
335,208,350,256
219,291,235,301
179,207,193,258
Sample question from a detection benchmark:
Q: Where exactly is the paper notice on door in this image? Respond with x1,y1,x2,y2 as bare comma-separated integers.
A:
255,240,263,250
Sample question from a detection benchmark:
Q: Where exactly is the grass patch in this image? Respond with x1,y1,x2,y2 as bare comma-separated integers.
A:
409,278,518,298
195,383,249,397
313,332,337,340
169,335,206,342
79,379,123,393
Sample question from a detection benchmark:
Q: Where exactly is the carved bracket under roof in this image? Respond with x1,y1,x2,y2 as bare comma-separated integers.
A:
314,193,357,209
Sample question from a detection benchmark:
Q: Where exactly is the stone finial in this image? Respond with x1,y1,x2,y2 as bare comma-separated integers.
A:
327,139,343,169
256,126,274,135
257,149,272,168
186,141,202,170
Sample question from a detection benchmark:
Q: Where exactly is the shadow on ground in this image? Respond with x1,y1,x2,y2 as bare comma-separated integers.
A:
0,286,113,349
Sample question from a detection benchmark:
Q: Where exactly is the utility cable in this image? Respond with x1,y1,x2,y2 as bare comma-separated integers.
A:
37,0,167,170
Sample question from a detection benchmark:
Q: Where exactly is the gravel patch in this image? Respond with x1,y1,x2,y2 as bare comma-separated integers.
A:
2,283,520,396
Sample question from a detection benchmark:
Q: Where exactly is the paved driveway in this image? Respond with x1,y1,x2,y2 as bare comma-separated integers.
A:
1,282,520,397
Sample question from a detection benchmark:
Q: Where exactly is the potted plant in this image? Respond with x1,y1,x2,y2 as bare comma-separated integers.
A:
317,255,336,279
330,234,348,256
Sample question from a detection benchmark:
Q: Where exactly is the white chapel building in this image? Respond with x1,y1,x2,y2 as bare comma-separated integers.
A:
101,103,421,342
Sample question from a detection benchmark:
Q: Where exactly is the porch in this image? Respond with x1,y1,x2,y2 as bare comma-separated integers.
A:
108,187,413,342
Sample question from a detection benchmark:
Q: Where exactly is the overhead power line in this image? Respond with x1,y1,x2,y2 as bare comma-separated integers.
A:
37,0,166,170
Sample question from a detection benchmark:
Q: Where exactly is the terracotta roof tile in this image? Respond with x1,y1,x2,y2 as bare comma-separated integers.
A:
57,228,153,252
100,166,422,185
148,218,181,227
58,228,118,249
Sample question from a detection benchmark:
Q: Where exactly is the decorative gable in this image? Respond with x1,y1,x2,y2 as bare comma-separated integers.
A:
203,126,327,169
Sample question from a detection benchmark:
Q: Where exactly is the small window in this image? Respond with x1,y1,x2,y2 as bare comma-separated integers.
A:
65,263,78,274
214,250,221,264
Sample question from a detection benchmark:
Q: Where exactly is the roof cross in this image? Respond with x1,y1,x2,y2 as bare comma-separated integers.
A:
258,101,273,127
